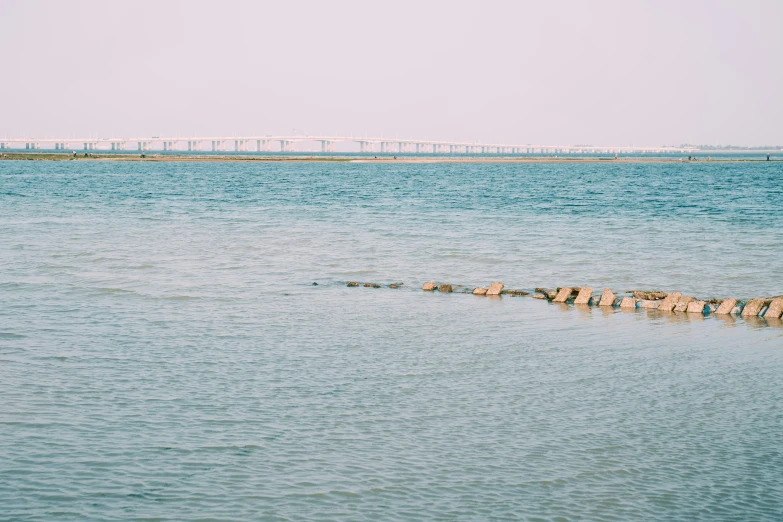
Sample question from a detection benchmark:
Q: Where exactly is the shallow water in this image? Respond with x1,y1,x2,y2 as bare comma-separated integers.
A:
1,160,782,520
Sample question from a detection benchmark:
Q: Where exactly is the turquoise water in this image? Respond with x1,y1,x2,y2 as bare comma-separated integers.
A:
1,160,782,520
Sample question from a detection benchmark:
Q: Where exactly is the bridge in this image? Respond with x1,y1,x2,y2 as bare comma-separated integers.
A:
0,135,693,154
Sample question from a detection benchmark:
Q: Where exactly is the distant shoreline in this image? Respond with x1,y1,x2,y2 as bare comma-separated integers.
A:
0,152,778,164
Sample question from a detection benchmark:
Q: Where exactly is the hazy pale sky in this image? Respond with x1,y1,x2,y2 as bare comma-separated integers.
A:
1,0,780,146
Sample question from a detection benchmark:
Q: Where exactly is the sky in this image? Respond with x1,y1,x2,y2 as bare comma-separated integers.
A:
1,0,781,146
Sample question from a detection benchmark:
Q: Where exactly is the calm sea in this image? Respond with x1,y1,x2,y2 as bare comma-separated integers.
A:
1,159,782,520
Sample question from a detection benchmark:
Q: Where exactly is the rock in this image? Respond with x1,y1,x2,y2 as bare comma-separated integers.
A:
389,284,398,289
371,283,381,288
574,287,592,305
714,298,737,315
422,282,436,291
438,284,453,293
312,282,318,286
730,304,744,315
535,287,559,300
620,297,636,309
598,288,615,307
638,300,660,309
707,303,718,313
473,287,488,296
532,293,547,300
364,283,373,287
673,296,694,312
632,290,668,300
486,282,504,296
501,290,529,296
741,299,765,317
657,292,682,312
686,300,706,314
553,287,572,303
347,281,359,287
764,297,783,319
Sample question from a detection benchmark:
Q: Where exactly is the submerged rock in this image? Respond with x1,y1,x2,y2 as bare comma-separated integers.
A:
422,282,436,291
501,289,529,296
686,300,706,314
438,284,453,293
598,288,615,307
553,287,572,303
620,296,637,309
658,292,682,312
532,293,547,300
574,287,592,305
673,296,694,312
347,281,359,287
715,298,737,315
765,297,783,319
486,282,504,296
632,290,667,300
741,299,765,317
535,288,559,300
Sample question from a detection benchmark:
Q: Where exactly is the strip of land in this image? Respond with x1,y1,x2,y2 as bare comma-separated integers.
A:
0,152,777,163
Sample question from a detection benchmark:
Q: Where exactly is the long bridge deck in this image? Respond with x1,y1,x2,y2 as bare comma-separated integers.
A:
0,135,693,154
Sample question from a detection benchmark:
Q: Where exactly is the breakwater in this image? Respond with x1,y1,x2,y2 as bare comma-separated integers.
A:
346,281,783,323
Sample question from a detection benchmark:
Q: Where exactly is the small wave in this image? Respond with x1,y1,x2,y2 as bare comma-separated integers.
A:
97,287,137,294
0,332,26,339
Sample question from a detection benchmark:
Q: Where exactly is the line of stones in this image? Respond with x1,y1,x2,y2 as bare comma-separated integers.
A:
347,280,527,296
535,287,783,319
345,280,783,320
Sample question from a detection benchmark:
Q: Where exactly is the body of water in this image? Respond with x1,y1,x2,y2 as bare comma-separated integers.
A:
1,159,782,520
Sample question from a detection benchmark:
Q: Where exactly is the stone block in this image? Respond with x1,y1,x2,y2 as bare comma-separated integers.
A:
765,297,783,319
438,284,453,293
741,299,765,317
673,296,694,312
686,300,706,314
714,298,737,315
553,287,572,303
620,297,636,309
422,282,436,291
574,287,592,305
473,287,487,296
638,300,660,309
657,292,682,312
486,282,504,296
598,288,615,306
532,293,547,300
